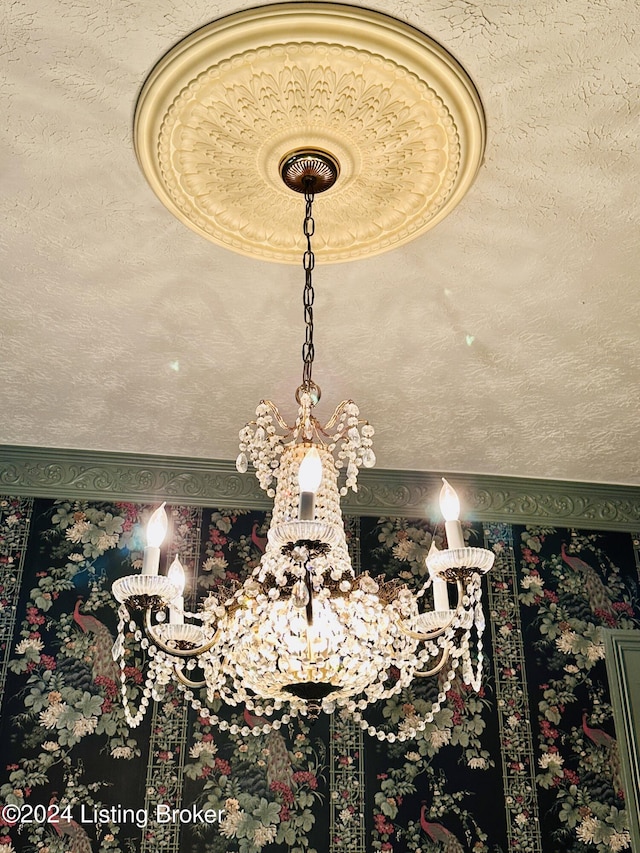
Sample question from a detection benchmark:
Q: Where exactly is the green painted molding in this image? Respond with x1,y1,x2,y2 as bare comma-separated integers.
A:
604,630,640,852
1,445,639,530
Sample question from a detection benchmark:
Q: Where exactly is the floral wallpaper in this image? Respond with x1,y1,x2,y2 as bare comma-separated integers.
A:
516,527,638,852
0,496,638,853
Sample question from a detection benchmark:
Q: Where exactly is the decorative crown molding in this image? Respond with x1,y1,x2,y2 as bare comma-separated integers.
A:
1,446,639,531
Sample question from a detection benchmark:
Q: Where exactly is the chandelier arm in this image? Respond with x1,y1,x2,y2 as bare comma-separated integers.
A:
398,580,465,640
143,609,221,657
400,624,451,641
412,643,451,678
258,399,293,432
319,403,350,432
172,667,207,689
322,400,366,432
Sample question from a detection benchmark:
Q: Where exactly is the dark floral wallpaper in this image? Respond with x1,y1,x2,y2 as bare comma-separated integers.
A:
0,497,638,853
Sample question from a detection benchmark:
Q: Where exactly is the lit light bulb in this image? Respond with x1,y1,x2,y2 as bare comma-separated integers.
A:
298,446,322,492
298,446,322,520
167,556,185,625
142,502,168,575
439,479,460,521
439,478,465,550
146,502,168,547
167,556,186,596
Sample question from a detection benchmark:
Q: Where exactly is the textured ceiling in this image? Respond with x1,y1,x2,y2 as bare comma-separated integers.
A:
1,0,639,486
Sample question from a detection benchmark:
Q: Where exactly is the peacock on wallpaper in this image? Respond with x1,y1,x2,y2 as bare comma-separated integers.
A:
0,495,638,853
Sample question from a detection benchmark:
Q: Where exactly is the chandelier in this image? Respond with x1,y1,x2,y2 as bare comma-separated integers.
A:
112,149,495,741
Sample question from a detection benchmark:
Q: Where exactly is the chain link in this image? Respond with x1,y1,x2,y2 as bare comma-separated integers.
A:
301,177,316,390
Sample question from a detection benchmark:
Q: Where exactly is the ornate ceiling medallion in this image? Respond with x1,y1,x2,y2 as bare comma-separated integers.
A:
134,3,486,262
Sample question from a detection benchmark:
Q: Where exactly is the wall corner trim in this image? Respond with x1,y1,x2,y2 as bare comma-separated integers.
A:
604,630,640,852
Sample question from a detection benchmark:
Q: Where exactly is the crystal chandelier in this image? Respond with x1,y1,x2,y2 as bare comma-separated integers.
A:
112,153,494,742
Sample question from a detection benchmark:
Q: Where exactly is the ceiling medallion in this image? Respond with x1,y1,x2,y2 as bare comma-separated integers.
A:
134,2,486,263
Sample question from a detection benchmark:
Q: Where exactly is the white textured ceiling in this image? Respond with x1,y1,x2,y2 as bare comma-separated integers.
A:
1,0,639,486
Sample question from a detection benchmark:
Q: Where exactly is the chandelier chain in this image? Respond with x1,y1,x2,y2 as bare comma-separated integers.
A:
301,178,316,391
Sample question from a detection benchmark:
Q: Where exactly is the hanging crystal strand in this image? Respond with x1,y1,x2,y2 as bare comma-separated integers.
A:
461,575,485,691
455,575,483,691
113,603,173,728
112,603,127,661
172,678,294,737
342,618,467,741
114,604,145,728
119,650,158,728
348,659,460,743
342,580,488,742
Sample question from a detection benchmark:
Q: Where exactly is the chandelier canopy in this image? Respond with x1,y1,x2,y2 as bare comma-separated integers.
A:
113,3,493,742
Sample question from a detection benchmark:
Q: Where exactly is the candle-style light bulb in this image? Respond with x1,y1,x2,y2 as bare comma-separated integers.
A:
142,502,168,575
298,446,322,520
167,556,185,625
439,479,460,521
439,478,465,550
